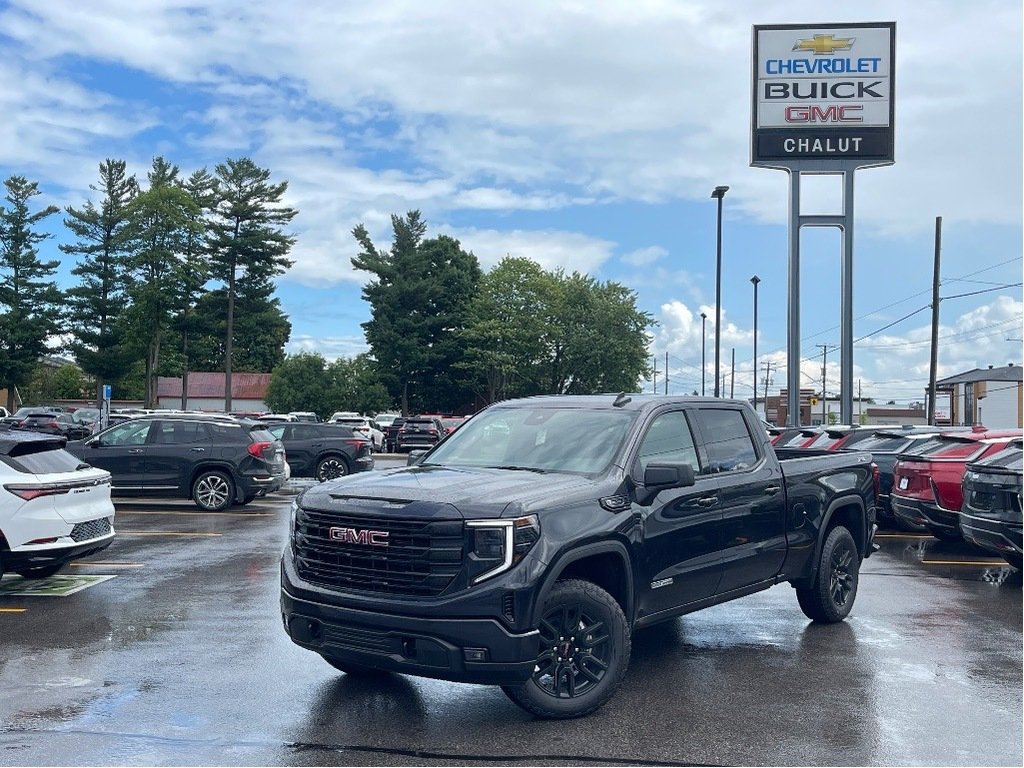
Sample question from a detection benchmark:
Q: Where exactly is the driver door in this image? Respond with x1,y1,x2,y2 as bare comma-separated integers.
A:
634,409,723,621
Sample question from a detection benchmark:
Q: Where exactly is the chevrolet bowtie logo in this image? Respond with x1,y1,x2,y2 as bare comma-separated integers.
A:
793,34,855,55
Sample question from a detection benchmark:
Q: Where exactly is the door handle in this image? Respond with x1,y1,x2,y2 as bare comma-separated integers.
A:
128,448,144,454
190,447,206,452
764,485,781,496
696,496,719,508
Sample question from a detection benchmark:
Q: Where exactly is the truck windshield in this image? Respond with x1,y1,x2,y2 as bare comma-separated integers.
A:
422,407,636,475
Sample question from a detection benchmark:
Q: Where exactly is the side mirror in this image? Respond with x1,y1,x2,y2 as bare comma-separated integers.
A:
635,462,696,506
406,449,427,466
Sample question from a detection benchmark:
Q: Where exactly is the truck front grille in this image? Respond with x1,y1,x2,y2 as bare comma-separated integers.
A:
294,508,463,597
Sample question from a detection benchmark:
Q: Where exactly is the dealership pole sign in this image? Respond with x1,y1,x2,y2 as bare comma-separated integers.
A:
752,22,895,168
751,22,895,427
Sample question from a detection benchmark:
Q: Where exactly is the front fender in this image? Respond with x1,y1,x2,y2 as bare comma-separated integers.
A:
530,539,635,626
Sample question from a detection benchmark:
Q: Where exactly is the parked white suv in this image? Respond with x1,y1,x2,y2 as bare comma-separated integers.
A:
0,431,115,580
329,416,385,451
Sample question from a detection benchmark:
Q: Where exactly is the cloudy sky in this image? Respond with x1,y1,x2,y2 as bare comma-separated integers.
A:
1,0,1020,406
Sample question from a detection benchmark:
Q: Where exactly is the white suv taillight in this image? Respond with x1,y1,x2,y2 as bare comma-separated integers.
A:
4,483,72,501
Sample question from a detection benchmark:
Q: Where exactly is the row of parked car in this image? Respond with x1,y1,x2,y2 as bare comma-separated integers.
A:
769,423,1022,569
0,405,480,582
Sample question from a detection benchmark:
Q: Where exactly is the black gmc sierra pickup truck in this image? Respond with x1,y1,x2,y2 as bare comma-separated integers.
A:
281,395,877,718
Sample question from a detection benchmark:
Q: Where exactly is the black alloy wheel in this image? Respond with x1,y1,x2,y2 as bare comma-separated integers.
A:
502,579,630,719
796,524,860,623
316,455,349,482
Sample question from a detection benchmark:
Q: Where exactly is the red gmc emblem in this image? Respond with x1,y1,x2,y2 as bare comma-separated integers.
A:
329,527,389,547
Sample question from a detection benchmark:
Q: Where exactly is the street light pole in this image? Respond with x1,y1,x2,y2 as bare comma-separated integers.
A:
750,275,760,414
711,185,729,397
700,311,707,397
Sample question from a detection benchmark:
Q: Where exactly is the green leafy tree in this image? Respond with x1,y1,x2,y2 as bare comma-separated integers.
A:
0,176,62,411
326,354,393,416
208,158,296,410
52,364,86,399
265,352,332,416
459,257,554,402
460,262,652,402
122,157,200,407
61,159,137,405
352,211,481,415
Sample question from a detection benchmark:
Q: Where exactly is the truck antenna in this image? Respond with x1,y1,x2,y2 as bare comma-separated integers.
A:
613,392,632,408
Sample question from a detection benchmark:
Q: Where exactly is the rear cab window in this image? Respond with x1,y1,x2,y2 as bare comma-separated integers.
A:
691,408,760,474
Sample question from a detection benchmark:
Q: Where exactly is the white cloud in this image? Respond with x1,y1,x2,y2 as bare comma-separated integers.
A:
622,246,668,267
285,335,369,361
442,226,617,274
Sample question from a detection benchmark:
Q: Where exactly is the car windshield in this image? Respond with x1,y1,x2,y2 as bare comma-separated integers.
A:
422,406,636,475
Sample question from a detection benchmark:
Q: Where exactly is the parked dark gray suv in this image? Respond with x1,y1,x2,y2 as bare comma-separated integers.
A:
263,422,373,480
67,414,287,510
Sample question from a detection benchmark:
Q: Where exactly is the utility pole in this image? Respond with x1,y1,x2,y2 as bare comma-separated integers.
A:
761,361,774,406
652,354,658,395
664,351,669,395
730,348,735,398
858,379,862,424
927,216,942,425
816,344,830,425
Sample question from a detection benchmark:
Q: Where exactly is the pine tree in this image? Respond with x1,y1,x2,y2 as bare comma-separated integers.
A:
208,158,296,410
61,159,137,404
0,176,63,411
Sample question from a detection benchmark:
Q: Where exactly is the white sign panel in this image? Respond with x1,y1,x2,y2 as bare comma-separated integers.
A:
751,22,895,167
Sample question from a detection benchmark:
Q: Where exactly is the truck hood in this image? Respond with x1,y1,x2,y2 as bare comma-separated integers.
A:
299,464,601,519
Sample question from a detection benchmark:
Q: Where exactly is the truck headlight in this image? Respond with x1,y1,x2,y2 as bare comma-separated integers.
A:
466,515,540,584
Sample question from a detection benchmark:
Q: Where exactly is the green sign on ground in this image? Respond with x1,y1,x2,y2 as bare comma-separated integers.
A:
0,574,115,597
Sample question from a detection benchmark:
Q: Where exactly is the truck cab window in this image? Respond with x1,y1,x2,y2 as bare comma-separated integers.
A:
636,411,700,474
694,409,758,474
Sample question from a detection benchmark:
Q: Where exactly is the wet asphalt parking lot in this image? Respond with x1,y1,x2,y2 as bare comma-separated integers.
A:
1,461,1021,767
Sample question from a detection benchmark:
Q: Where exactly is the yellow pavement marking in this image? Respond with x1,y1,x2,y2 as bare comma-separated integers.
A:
922,559,1008,566
117,531,223,537
116,510,274,517
69,562,144,568
0,607,27,613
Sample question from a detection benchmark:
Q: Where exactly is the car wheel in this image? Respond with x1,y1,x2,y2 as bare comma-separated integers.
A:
320,655,386,676
16,563,64,579
192,470,234,511
316,455,350,481
796,525,860,623
501,579,630,719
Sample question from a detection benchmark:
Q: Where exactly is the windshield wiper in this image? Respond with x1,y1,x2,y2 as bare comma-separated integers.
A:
486,465,549,474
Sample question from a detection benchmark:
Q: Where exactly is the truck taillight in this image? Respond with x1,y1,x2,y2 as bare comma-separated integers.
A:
248,440,272,458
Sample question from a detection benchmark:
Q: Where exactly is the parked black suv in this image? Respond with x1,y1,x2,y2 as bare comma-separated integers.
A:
68,414,287,510
264,422,373,480
959,439,1022,569
395,416,444,451
16,411,91,441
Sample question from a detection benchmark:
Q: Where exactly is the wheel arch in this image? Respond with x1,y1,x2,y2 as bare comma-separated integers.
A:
531,540,635,627
813,497,867,570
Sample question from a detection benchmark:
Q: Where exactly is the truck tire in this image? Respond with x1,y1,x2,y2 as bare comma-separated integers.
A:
192,470,234,511
16,563,64,579
502,579,630,719
796,525,860,623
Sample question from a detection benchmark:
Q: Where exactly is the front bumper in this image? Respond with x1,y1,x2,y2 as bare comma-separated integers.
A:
3,533,114,571
280,556,539,685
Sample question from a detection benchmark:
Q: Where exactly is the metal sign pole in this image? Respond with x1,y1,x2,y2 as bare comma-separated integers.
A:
786,171,801,427
840,170,855,424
